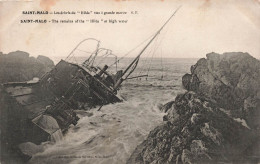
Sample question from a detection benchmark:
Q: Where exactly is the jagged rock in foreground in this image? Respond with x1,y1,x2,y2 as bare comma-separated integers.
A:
128,52,260,164
0,51,54,83
128,92,258,164
182,52,260,129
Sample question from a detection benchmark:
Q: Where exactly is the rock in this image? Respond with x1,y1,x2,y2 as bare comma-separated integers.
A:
182,73,192,90
190,140,209,159
182,52,260,129
8,51,30,59
182,73,200,92
128,52,260,164
162,104,179,123
128,91,258,164
200,122,222,145
180,140,212,163
37,55,54,68
0,51,54,83
181,149,193,164
159,101,175,113
190,113,201,124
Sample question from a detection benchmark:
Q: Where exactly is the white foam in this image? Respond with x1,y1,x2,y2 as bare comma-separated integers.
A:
233,118,250,129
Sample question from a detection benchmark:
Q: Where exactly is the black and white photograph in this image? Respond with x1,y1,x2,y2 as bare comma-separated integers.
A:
0,0,259,163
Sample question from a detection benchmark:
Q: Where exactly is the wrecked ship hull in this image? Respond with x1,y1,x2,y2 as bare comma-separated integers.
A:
0,81,77,145
0,59,122,161
40,60,121,108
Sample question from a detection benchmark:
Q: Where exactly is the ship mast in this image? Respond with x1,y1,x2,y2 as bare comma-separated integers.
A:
113,6,181,91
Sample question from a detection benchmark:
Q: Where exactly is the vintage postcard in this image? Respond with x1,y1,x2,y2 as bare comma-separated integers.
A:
0,0,259,163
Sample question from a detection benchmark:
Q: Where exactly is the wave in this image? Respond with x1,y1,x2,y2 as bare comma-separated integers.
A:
28,59,196,164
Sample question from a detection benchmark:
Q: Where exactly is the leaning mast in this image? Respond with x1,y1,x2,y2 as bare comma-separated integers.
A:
113,6,181,91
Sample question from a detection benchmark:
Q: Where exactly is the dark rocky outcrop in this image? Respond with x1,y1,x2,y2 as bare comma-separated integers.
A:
128,52,260,164
182,52,260,129
128,92,258,164
37,55,55,68
0,51,55,163
0,51,54,83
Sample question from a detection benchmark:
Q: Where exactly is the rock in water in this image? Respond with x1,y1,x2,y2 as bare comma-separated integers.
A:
0,51,54,83
182,52,260,129
128,52,260,164
128,92,258,164
159,101,175,113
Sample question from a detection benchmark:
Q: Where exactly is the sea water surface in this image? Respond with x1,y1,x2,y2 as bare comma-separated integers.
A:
29,58,197,164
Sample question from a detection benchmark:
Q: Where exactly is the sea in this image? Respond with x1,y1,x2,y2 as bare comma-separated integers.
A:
29,57,197,164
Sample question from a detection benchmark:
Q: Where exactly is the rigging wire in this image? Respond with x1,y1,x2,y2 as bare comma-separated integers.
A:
133,23,169,80
137,36,159,78
108,33,156,67
89,48,109,67
76,49,94,54
146,38,159,77
73,55,79,64
146,28,168,78
136,37,158,77
95,49,111,66
148,22,170,79
65,38,100,61
68,7,180,84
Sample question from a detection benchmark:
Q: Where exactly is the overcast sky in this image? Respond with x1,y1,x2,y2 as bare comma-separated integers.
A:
0,0,259,59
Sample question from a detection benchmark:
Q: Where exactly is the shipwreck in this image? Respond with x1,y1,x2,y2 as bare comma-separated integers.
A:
0,7,180,161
